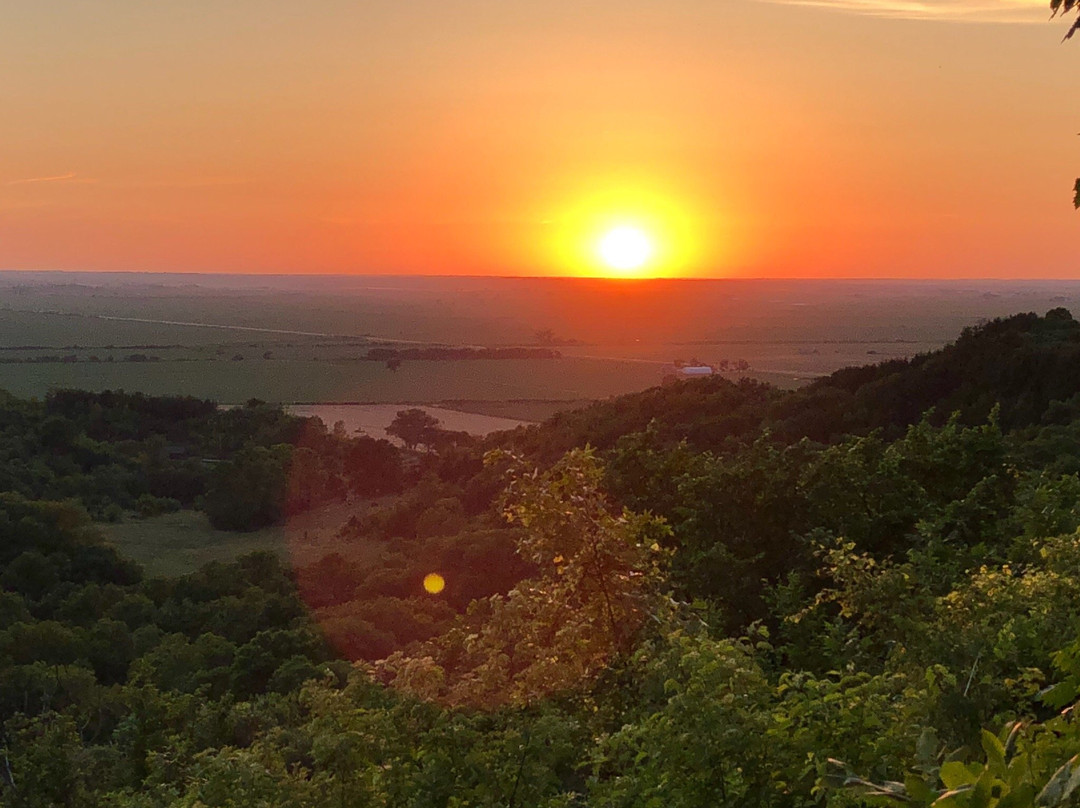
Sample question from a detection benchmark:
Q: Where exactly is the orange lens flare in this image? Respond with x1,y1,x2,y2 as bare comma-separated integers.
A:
423,573,446,594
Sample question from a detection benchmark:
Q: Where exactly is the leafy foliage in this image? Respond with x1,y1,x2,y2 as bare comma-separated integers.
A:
374,448,669,708
11,311,1080,804
1053,0,1080,42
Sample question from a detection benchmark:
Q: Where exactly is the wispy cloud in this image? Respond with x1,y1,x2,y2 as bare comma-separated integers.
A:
131,176,253,189
762,0,1050,22
4,173,97,187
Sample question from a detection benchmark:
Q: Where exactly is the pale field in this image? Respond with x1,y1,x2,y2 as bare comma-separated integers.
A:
288,403,532,437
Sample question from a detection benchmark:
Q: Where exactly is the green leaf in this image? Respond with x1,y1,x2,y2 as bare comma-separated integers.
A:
917,728,941,765
997,783,1037,808
967,768,996,808
941,761,979,790
981,730,1007,776
1041,681,1077,710
905,773,938,805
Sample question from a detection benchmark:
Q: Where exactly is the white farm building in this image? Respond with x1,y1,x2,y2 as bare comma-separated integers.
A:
662,364,716,383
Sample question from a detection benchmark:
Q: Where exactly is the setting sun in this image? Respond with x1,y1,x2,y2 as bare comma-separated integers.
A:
546,180,709,278
597,226,654,273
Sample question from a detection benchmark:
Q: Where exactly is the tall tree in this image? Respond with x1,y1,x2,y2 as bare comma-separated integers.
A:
385,408,441,450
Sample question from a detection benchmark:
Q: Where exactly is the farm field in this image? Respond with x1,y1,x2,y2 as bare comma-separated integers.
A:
6,272,1080,344
287,403,532,437
0,355,666,403
437,399,597,422
5,273,1080,407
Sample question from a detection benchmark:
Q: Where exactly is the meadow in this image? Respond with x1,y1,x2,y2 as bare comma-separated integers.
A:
102,500,388,577
100,509,289,577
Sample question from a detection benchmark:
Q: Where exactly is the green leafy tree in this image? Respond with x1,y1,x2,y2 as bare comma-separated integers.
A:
1,714,94,808
376,447,670,707
826,715,1080,808
591,633,778,807
203,445,290,531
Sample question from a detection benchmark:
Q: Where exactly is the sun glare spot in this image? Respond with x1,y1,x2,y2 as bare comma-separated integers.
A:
423,573,446,594
597,226,654,273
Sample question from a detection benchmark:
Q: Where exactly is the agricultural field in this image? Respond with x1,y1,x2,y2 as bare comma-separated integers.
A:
5,272,1080,410
0,354,667,404
287,403,531,436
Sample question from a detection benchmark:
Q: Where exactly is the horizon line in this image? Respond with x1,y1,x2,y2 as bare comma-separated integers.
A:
2,268,1080,283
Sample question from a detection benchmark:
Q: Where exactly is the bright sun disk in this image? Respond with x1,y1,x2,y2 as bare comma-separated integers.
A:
598,226,654,273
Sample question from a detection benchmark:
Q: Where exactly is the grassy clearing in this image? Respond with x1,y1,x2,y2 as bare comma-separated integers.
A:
102,510,287,577
438,399,595,422
288,404,530,438
102,502,383,578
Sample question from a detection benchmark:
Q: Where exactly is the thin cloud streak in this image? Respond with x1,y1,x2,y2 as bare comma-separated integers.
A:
5,172,97,186
761,0,1050,22
6,171,76,185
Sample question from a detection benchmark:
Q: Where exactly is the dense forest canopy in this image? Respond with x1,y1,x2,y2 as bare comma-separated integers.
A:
8,311,1080,805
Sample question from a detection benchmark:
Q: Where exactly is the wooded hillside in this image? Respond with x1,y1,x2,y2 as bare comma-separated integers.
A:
7,311,1080,806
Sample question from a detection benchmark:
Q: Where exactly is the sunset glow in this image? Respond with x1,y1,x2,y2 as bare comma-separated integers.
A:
543,180,708,278
0,2,1075,278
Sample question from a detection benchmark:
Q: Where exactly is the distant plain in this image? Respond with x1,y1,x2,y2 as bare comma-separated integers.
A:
4,272,1080,423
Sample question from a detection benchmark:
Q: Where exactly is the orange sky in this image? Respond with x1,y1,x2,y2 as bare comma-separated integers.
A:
0,0,1076,278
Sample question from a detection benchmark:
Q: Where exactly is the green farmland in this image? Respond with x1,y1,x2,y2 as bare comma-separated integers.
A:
8,273,1080,407
0,355,670,404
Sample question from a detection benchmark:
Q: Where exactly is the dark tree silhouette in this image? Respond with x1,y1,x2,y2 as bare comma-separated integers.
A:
386,408,441,450
1053,0,1080,40
1052,0,1080,205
